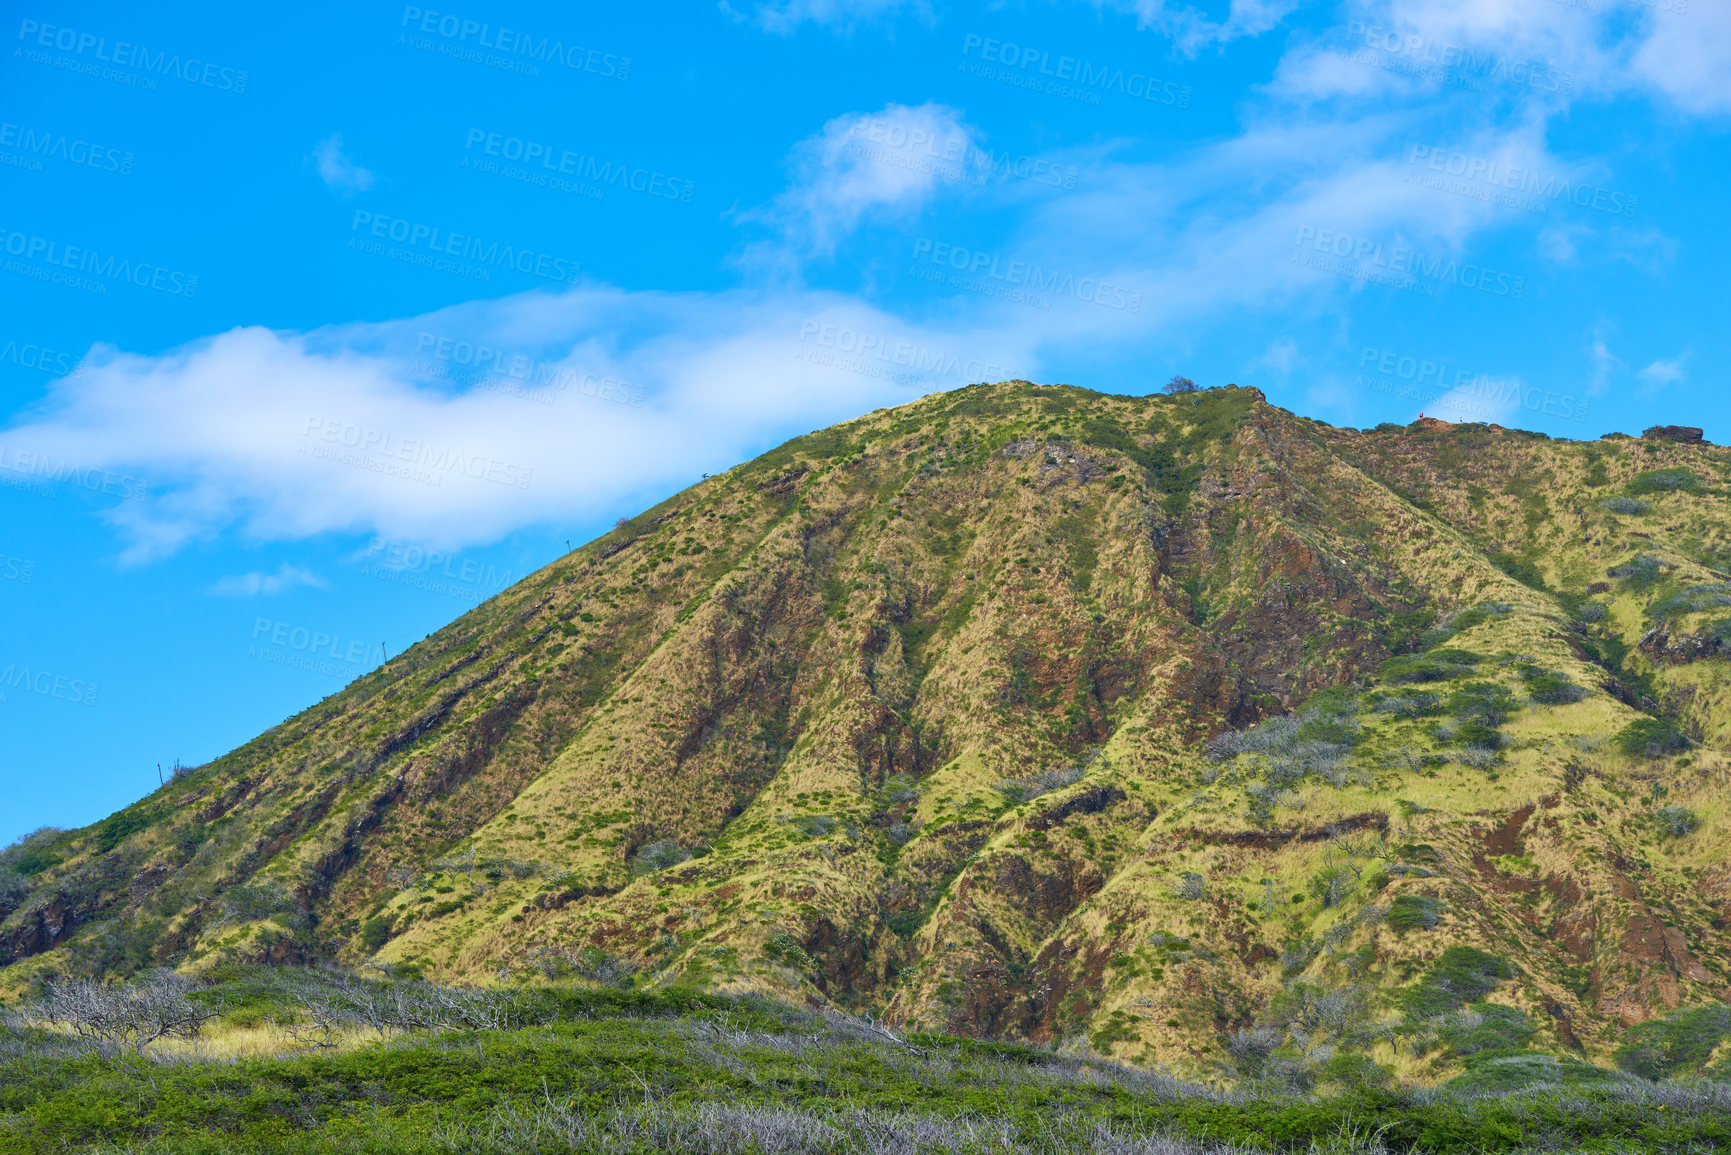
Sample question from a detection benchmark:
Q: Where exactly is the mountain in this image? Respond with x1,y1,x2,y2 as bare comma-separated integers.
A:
5,381,1729,1084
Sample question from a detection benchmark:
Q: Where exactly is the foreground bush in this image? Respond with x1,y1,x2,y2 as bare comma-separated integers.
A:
35,970,215,1054
1,967,1728,1153
1614,1005,1731,1081
1614,717,1689,759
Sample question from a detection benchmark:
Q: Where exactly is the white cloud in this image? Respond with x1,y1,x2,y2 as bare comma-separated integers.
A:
1268,37,1404,102
1588,324,1624,394
1105,0,1302,53
1270,0,1731,118
1637,355,1687,387
748,103,977,260
1536,224,1583,263
1337,0,1615,100
993,115,1530,339
314,134,374,193
1425,373,1524,426
724,0,927,34
7,290,1037,562
211,564,329,597
1631,2,1731,115
1256,336,1302,376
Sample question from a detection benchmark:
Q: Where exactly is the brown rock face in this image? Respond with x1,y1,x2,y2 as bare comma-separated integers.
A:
1642,425,1706,444
2,897,75,961
1640,621,1731,664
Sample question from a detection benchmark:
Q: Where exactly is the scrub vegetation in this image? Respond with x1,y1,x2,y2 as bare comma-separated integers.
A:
5,382,1731,1149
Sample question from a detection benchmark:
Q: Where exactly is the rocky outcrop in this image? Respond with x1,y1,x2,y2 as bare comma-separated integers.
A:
1640,621,1730,664
1642,425,1706,445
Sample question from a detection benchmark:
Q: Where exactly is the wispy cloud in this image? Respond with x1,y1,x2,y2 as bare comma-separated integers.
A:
1256,337,1302,377
1637,356,1687,388
746,103,977,262
211,563,329,597
722,0,929,35
1631,2,1731,116
314,134,374,194
1589,324,1624,395
1270,0,1730,116
1101,0,1302,54
1427,374,1525,426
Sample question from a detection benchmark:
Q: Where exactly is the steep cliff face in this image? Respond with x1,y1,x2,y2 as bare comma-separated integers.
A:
5,382,1729,1081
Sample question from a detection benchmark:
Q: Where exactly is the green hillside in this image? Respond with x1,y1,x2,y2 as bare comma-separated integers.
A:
5,381,1730,1091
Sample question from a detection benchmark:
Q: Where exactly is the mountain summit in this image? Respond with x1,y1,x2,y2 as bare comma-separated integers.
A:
5,382,1728,1083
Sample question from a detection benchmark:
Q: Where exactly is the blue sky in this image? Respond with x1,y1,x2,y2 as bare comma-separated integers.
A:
2,0,1725,843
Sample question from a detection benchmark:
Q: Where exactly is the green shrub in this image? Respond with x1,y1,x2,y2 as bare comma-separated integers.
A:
1296,687,1361,715
1604,496,1650,515
1,828,68,880
10,847,61,877
1626,469,1700,495
1654,805,1701,838
1370,690,1439,717
1382,606,1438,650
1614,1005,1731,1080
1445,1052,1565,1095
1386,894,1440,932
1610,554,1666,589
1381,657,1440,683
358,917,392,953
1380,649,1481,684
1522,668,1585,705
1446,681,1517,727
220,882,296,925
1449,721,1504,751
1615,717,1689,758
630,839,691,875
94,810,154,855
1402,947,1512,1018
65,916,167,978
1317,1052,1391,1090
762,932,809,966
789,815,836,837
172,823,208,859
885,910,925,939
1648,583,1731,620
1295,717,1359,746
1308,866,1358,908
1439,1003,1536,1057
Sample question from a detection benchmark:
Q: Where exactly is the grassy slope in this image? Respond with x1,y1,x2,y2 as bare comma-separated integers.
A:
4,383,1730,1082
3,974,1726,1154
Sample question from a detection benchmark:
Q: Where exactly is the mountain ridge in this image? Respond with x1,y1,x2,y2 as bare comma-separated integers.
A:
5,380,1730,1087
